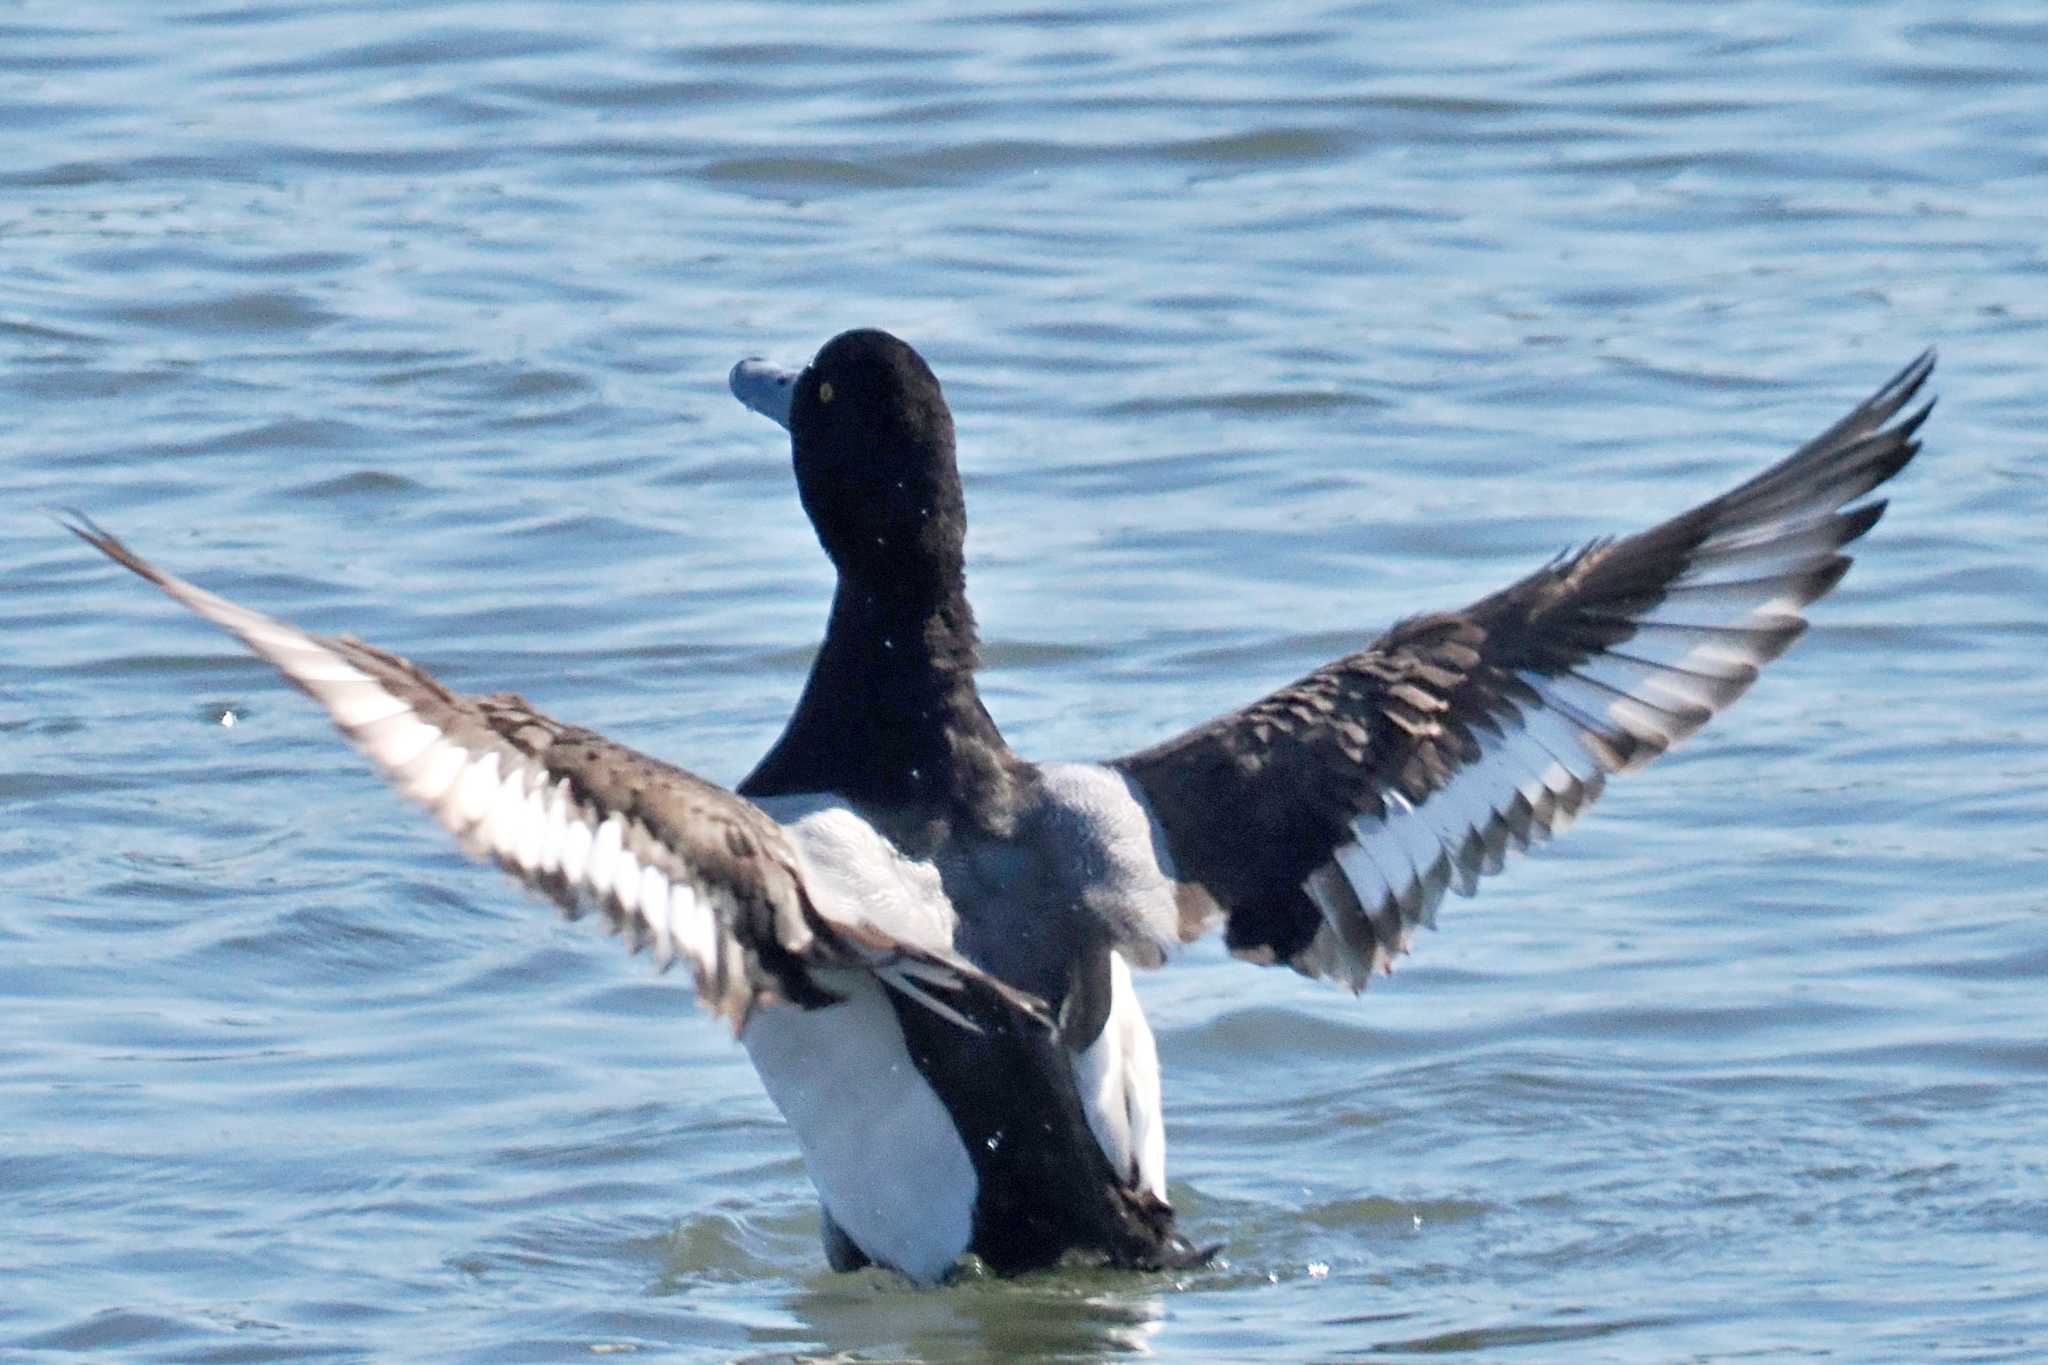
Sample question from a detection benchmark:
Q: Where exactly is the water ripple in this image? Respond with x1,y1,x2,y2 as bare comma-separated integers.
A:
7,0,2045,1360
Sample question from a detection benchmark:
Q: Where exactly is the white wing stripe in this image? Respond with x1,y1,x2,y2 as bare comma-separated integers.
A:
613,848,643,917
1384,790,1450,926
587,814,624,897
240,621,315,655
293,659,379,687
362,714,442,770
651,891,695,976
328,685,411,729
453,750,502,826
1310,683,1634,977
1640,578,1812,629
671,883,711,967
1581,662,1751,721
1481,727,1564,835
1354,801,1425,933
1332,839,1404,948
1605,619,1792,675
1530,670,1697,749
508,783,545,872
404,741,468,804
1404,765,1496,894
538,779,572,875
507,770,544,864
1514,698,1607,781
638,865,672,964
559,812,594,886
485,765,528,860
1680,517,1854,580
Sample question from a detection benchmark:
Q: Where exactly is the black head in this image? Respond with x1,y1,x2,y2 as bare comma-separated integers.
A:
736,329,964,591
730,330,1027,821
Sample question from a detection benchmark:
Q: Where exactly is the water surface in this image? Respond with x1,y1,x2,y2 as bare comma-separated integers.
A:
6,2,2046,1360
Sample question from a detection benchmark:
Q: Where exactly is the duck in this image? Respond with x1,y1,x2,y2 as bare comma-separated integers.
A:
68,330,1934,1284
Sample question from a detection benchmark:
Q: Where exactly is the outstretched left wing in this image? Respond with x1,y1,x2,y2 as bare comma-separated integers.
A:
66,520,1046,1034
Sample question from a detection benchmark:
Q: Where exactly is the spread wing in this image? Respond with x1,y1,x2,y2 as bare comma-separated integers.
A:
67,521,1047,1034
1115,350,1934,989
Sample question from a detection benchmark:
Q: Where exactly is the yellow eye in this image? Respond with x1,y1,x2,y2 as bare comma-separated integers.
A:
818,381,835,405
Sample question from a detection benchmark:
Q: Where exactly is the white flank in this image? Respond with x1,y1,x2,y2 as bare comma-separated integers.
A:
743,974,978,1285
1071,952,1166,1199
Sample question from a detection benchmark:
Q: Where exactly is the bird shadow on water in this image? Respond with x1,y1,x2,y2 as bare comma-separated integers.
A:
773,1269,1178,1361
640,1189,1693,1361
649,1206,1182,1360
704,1257,1681,1362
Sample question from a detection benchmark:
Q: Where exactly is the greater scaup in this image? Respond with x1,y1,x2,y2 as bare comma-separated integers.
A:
69,331,1933,1283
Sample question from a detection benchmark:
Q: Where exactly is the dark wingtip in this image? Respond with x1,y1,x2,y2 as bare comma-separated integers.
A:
1835,499,1889,547
1871,350,1937,444
52,505,107,546
1893,396,1936,445
1882,347,1937,409
55,510,171,587
1805,554,1854,603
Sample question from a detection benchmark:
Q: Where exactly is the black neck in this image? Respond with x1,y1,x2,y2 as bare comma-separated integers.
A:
739,576,1029,826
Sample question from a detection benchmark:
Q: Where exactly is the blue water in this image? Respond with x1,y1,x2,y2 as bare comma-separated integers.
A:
6,2,2046,1359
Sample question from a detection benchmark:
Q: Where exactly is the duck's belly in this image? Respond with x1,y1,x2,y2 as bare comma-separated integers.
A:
741,972,977,1284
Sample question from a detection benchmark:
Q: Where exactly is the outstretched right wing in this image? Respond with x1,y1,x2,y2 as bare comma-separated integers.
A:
67,521,1046,1035
1116,350,1934,987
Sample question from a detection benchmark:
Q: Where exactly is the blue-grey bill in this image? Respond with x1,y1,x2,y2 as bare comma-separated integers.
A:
730,358,798,431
